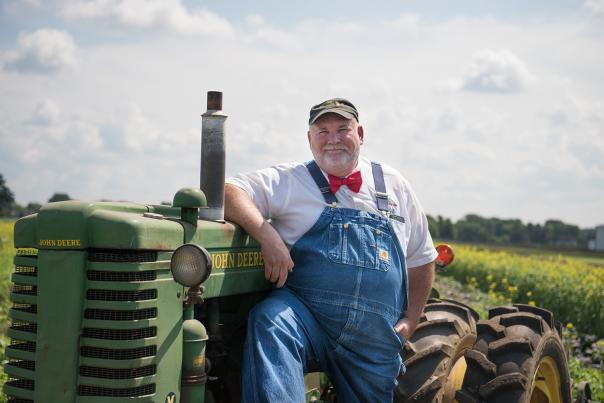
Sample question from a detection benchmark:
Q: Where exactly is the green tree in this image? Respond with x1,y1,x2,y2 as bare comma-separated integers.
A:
15,202,42,217
48,193,71,203
426,214,440,239
455,214,491,242
437,215,455,240
0,173,15,216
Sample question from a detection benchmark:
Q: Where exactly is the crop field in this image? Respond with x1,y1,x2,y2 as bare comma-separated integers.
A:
441,243,604,337
0,221,602,400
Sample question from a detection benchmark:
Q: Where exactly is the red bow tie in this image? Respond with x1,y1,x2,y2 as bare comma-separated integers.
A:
328,171,362,193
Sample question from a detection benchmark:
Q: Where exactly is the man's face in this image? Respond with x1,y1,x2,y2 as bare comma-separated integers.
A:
307,113,364,177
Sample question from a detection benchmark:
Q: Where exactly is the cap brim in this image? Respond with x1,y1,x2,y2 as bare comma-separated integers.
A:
309,109,356,125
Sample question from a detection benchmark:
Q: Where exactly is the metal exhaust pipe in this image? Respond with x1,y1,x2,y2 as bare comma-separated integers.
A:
200,91,227,221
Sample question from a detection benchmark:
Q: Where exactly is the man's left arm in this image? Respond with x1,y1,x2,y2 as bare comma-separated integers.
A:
394,261,435,340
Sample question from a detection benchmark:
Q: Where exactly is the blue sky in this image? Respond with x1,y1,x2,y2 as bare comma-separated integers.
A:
0,0,603,227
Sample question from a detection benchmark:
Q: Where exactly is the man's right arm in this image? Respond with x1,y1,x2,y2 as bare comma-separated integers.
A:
224,183,293,288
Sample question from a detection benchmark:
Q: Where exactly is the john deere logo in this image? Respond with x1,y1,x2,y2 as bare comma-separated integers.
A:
165,392,176,403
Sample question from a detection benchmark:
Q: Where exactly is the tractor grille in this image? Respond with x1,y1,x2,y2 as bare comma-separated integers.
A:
12,285,37,296
78,248,160,398
81,345,157,360
6,379,34,390
7,360,36,371
14,266,37,276
5,255,37,403
87,270,156,282
82,326,157,340
88,249,158,263
7,341,36,353
78,384,155,397
80,364,156,379
86,288,157,301
9,321,37,334
84,308,157,321
12,304,37,314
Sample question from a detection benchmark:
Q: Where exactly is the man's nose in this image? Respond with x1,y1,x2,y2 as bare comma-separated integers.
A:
326,131,341,143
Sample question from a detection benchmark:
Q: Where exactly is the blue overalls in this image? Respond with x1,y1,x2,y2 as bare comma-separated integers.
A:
242,161,408,403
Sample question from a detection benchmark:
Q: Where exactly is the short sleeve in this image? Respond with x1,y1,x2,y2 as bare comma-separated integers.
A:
226,165,292,220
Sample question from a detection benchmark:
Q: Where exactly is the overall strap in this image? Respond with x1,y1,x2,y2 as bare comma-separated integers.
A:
305,161,338,204
371,161,389,213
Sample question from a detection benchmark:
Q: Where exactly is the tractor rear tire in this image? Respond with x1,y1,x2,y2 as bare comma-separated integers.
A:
395,298,479,402
455,304,572,403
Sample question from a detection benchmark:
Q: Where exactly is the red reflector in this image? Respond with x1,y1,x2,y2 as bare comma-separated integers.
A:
435,244,455,268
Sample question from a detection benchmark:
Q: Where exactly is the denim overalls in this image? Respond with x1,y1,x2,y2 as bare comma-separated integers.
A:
242,161,408,403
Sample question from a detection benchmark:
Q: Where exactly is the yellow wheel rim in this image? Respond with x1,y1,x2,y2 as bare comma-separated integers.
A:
530,356,562,403
443,355,467,403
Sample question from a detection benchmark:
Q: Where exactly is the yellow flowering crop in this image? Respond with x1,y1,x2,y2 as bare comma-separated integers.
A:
445,245,604,337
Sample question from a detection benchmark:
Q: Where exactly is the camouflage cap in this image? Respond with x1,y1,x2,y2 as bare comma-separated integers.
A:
308,98,359,125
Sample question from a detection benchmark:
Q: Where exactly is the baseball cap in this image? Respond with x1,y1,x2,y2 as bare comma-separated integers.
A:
309,98,359,125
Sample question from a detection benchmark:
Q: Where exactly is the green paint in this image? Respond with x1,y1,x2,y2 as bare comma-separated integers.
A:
5,194,278,402
35,250,87,402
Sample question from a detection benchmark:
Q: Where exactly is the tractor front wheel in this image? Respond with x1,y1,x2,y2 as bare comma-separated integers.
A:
456,304,572,403
395,298,479,402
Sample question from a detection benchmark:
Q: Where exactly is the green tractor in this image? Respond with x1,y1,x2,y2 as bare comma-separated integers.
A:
3,92,581,403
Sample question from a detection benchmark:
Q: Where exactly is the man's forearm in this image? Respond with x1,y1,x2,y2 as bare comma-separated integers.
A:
224,184,273,243
224,183,294,287
405,261,435,323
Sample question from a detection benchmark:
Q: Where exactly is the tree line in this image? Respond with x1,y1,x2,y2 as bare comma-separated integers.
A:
427,214,595,250
0,173,70,217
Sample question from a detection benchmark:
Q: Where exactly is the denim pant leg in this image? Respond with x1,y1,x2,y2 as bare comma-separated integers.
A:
323,310,403,403
325,345,400,403
242,288,325,403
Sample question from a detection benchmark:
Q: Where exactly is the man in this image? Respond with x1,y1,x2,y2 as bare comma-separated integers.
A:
225,98,437,402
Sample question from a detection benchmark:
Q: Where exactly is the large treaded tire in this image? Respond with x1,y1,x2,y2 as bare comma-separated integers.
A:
456,304,572,403
395,298,479,402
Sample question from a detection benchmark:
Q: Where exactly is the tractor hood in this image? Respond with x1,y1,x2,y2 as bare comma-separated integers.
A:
14,200,185,251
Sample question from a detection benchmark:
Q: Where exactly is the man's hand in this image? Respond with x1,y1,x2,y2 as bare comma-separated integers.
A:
258,222,294,288
394,317,418,341
395,261,435,340
225,184,293,288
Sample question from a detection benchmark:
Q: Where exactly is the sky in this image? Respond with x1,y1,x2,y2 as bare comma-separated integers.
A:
0,0,603,228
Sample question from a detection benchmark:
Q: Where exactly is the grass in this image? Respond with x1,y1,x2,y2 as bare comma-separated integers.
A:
0,219,15,393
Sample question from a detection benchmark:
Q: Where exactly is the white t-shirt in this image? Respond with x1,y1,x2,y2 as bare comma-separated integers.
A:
226,156,437,269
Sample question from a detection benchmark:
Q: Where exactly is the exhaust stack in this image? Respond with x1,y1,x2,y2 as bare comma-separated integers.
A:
200,91,227,221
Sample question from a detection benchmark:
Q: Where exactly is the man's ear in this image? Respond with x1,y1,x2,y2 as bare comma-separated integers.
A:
358,125,364,144
307,131,311,145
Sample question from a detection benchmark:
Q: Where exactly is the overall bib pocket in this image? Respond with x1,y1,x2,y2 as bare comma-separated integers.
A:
328,219,394,271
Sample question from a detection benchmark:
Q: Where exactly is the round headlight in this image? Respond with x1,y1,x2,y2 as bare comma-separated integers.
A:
170,244,212,287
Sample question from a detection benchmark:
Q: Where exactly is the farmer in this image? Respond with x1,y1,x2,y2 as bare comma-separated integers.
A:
224,98,437,402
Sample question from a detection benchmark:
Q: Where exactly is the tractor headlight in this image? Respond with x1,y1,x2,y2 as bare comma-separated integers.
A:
170,244,212,287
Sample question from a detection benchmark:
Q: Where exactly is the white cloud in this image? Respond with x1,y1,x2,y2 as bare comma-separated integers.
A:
384,13,420,34
28,99,61,126
123,103,162,152
584,0,604,18
62,0,234,37
3,29,78,74
251,27,301,50
461,49,534,93
245,14,264,27
1,9,603,227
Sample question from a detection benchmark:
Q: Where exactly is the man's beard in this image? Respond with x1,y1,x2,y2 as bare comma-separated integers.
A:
316,147,359,175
